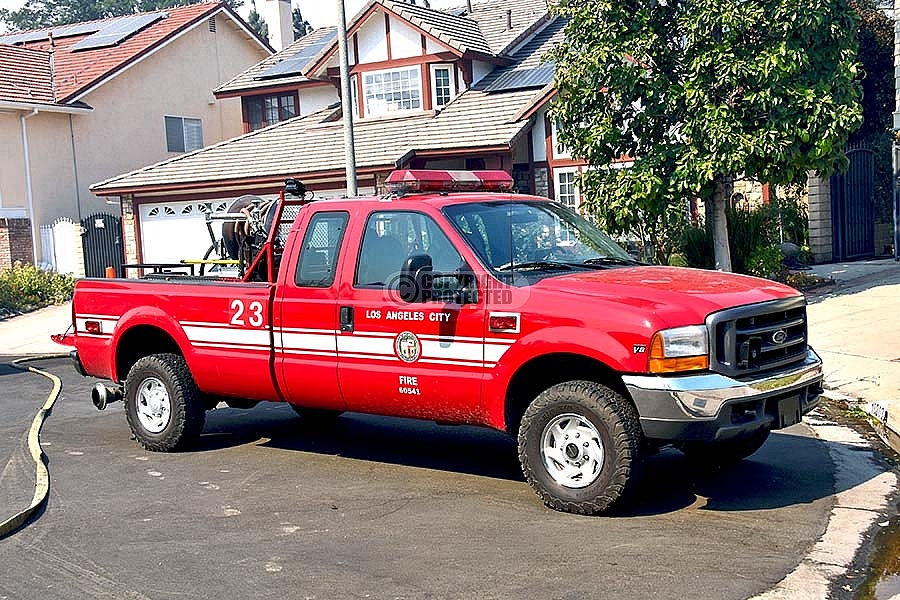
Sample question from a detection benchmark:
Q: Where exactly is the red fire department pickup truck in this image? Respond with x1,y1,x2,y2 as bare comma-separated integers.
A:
57,170,823,515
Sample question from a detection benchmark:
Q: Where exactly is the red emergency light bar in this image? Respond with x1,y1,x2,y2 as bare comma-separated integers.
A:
385,169,514,194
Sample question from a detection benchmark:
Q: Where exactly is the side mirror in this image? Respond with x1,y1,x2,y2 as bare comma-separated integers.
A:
399,253,433,303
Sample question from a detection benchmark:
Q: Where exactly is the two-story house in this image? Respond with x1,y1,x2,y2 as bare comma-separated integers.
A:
90,0,596,267
0,2,271,275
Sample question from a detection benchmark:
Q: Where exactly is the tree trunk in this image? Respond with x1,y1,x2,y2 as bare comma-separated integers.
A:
711,175,733,272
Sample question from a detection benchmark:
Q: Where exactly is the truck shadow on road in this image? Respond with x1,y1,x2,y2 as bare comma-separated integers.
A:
199,404,876,517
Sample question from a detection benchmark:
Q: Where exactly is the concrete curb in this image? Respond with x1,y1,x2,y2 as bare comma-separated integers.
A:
751,413,898,599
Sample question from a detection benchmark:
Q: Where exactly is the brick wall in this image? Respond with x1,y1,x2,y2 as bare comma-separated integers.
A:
120,195,140,278
0,218,34,269
807,172,833,263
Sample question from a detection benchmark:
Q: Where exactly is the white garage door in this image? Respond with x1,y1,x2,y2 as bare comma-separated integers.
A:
139,200,230,264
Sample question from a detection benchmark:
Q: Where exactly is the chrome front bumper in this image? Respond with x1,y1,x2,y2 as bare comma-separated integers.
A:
622,348,824,441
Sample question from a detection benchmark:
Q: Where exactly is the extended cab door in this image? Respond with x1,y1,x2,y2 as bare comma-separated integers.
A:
335,209,487,423
275,208,351,410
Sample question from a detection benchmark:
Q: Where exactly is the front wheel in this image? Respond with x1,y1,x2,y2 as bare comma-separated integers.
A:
517,381,642,515
124,353,205,452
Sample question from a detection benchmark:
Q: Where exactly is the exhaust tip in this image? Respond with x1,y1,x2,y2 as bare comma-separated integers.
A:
92,383,122,411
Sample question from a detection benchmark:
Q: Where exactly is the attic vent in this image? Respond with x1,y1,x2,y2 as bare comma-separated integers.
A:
208,16,216,32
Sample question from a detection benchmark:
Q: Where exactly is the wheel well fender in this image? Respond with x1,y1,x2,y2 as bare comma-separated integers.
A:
501,353,631,437
111,307,190,383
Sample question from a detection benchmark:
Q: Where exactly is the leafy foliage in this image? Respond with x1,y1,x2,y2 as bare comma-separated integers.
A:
0,262,75,313
247,0,268,42
549,0,863,269
681,192,809,275
1,0,243,31
291,6,310,40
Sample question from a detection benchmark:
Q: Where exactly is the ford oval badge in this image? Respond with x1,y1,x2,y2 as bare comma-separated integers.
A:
771,329,788,344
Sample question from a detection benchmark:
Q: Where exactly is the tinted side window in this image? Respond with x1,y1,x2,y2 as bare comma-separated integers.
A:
355,211,462,288
294,211,349,287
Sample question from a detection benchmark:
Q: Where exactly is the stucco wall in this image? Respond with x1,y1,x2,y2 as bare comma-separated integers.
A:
0,112,27,210
70,16,268,219
1,11,269,265
0,110,77,234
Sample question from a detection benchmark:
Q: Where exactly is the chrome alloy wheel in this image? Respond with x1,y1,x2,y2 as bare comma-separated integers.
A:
136,376,171,434
540,413,605,488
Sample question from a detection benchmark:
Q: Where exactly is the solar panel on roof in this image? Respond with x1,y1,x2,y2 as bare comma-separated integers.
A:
51,22,102,38
255,30,337,80
0,30,49,45
70,12,166,51
477,64,555,92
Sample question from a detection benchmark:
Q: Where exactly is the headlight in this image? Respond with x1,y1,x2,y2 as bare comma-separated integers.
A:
648,325,709,373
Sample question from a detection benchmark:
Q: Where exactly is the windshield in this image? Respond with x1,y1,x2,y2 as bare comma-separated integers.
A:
442,201,636,279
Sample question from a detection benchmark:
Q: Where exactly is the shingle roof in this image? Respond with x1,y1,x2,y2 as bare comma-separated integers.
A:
381,0,492,55
215,27,337,95
1,3,267,103
91,86,539,194
456,0,550,56
474,16,566,92
0,44,54,104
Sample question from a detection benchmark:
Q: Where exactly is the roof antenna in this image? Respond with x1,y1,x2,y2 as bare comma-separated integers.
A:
466,0,472,12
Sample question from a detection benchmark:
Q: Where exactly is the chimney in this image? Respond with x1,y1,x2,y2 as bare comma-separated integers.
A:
261,0,294,51
506,9,512,29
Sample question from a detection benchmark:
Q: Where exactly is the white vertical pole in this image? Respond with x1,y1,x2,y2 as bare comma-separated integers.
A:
20,109,39,265
337,0,358,197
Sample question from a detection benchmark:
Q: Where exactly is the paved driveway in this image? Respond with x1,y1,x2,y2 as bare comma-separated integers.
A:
0,357,876,600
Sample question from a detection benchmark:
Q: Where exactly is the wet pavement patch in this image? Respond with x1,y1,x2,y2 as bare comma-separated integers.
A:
855,513,900,600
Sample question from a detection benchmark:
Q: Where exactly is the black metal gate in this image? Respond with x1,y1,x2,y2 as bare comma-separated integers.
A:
831,145,875,260
81,213,124,278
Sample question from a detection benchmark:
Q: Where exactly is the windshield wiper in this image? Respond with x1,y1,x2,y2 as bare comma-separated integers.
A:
496,260,573,272
581,256,643,266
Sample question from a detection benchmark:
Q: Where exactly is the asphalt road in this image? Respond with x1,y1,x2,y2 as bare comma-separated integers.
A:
0,356,862,600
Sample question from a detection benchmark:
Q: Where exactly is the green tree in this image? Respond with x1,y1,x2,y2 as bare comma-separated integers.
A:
247,0,268,42
1,0,243,31
550,0,863,270
291,5,310,39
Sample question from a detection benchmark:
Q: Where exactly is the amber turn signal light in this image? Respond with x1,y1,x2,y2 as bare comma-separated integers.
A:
648,332,709,373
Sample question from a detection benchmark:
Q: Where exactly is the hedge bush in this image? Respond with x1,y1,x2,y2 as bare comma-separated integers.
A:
0,262,76,313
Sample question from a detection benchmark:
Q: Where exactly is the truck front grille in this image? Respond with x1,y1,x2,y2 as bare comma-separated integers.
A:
707,297,808,377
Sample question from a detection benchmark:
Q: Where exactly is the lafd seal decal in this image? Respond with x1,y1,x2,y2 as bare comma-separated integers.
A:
394,331,421,363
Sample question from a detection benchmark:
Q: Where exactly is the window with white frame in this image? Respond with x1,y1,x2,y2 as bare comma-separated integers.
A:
165,116,203,153
362,66,422,117
430,64,455,108
550,120,571,159
555,168,580,210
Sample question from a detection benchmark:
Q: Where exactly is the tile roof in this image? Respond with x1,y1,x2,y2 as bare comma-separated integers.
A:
215,27,337,95
1,3,261,104
91,86,539,194
0,44,54,104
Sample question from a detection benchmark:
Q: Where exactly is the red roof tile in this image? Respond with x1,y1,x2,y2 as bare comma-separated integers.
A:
0,44,54,104
5,2,227,103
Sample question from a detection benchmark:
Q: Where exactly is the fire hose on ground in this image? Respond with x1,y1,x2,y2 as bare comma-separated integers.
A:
0,354,69,540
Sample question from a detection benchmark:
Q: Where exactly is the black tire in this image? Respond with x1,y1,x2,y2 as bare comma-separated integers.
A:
124,353,205,452
677,429,770,466
517,380,642,515
289,405,344,422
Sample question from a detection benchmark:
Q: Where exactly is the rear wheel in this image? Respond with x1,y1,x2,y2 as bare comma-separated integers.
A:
517,381,642,515
677,429,771,466
124,353,205,452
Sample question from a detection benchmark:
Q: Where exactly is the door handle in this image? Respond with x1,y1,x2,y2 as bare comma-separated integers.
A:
340,306,354,332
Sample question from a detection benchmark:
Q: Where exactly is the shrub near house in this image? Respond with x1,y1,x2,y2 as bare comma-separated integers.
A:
0,263,75,314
